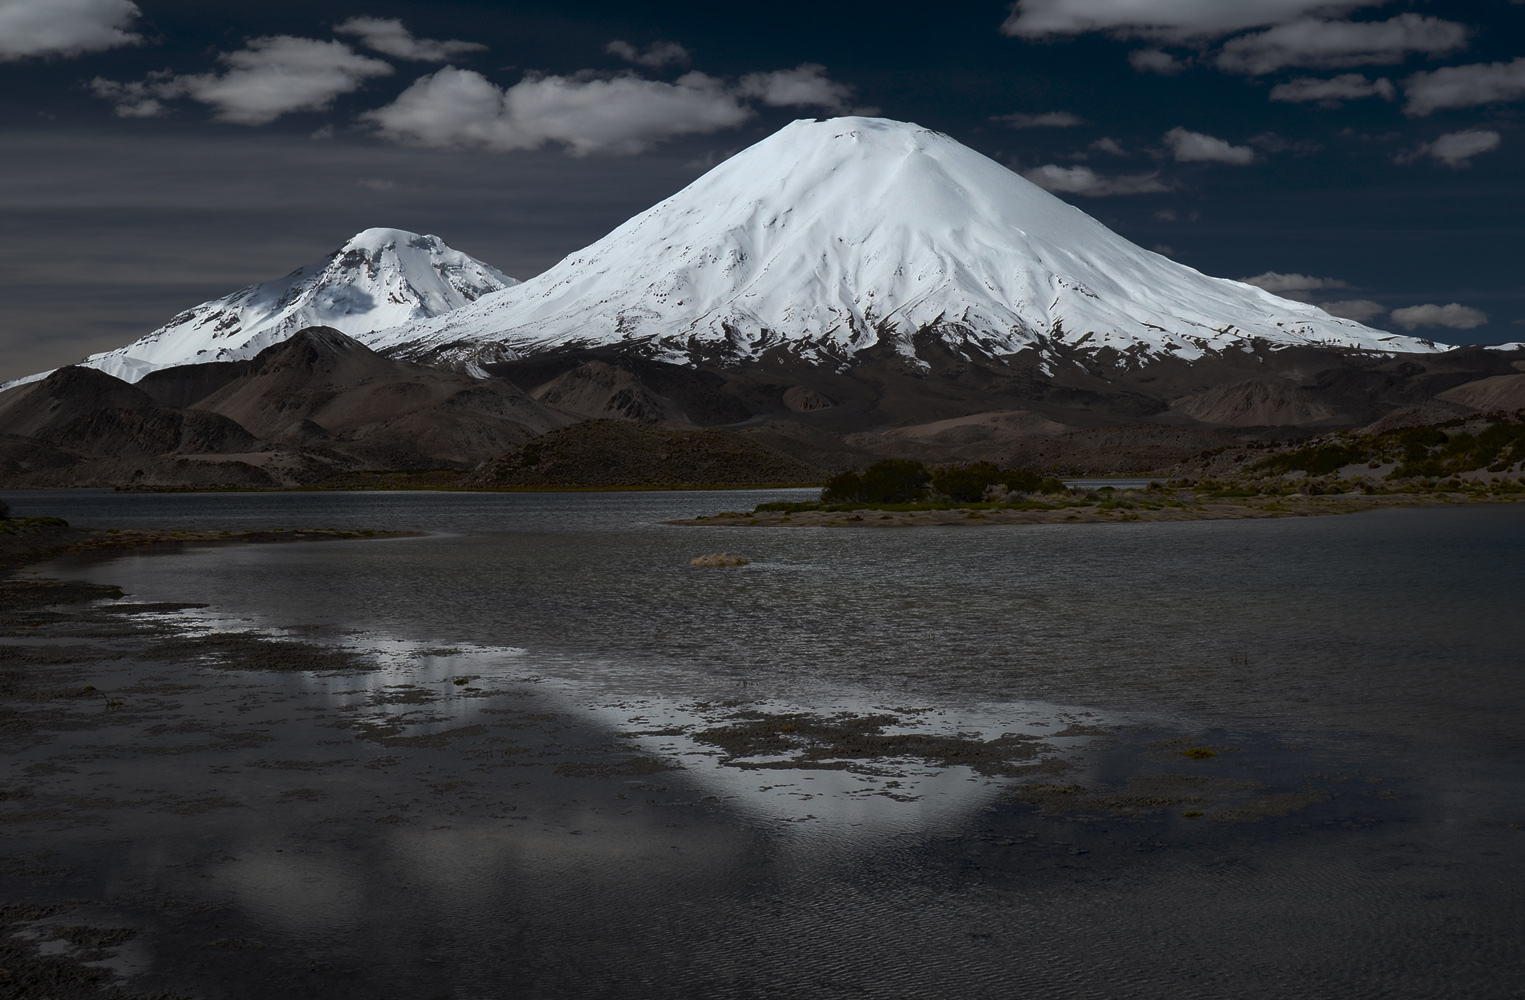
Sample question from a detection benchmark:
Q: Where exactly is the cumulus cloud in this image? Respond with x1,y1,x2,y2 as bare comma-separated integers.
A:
992,111,1086,128
605,40,691,69
1128,48,1188,74
0,0,141,61
1021,164,1171,196
335,17,486,62
1390,303,1489,330
1397,128,1502,168
1090,137,1127,156
361,67,753,155
1001,0,1380,41
1320,299,1387,322
1215,15,1469,75
1404,57,1525,116
736,63,862,113
1270,73,1396,105
1163,127,1255,165
1239,272,1351,302
92,37,393,125
89,74,172,117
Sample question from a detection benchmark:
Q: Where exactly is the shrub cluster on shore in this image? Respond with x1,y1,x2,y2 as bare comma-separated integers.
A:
819,460,1067,505
1182,412,1525,497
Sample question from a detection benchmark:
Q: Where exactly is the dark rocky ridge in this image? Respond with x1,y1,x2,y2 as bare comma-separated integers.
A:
3,324,1524,487
473,420,823,488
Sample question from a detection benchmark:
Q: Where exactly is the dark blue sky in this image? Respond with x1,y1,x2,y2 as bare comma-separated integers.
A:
2,0,1521,381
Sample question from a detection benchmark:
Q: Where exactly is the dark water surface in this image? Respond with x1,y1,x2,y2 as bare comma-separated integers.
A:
4,489,1524,999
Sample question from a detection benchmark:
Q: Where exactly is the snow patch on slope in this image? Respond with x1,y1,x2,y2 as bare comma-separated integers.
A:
369,117,1437,369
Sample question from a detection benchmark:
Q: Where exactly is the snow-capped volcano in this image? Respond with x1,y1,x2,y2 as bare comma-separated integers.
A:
56,229,514,385
373,117,1437,370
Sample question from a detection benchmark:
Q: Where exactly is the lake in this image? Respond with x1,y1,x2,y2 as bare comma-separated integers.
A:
3,488,1523,999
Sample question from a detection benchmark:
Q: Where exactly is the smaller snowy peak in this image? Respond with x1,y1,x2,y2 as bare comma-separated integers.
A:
60,229,516,384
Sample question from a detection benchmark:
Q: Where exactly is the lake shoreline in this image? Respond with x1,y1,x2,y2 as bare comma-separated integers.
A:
672,491,1525,527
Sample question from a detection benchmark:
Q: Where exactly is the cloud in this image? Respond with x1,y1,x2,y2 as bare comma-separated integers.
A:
1152,244,1176,256
1215,15,1469,75
1239,272,1351,301
1397,128,1502,168
1319,299,1386,322
1128,48,1188,74
0,0,141,61
1090,137,1127,156
335,17,486,62
1404,57,1525,116
736,64,861,113
1001,0,1381,42
605,40,691,69
1163,127,1255,165
1154,208,1178,222
1270,73,1396,105
1020,164,1170,196
93,37,394,125
1389,303,1488,330
361,67,753,155
90,74,174,118
992,111,1086,128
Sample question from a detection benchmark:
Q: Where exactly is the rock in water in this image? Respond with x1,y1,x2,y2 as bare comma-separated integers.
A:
691,553,749,567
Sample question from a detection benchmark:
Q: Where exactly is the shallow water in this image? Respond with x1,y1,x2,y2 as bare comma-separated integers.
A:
4,489,1524,998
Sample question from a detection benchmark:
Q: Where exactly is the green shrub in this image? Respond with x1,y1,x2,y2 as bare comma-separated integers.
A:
1252,441,1368,477
820,460,931,503
858,460,931,503
820,471,863,503
930,462,1002,502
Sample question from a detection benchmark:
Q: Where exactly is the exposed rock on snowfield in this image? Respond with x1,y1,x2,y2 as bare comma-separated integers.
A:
4,229,514,390
376,117,1435,370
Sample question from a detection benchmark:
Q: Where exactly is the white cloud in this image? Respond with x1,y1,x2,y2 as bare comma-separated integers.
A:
1021,164,1171,196
1397,128,1502,168
1152,243,1176,256
1239,272,1351,301
1215,15,1468,75
1320,299,1386,322
1128,48,1188,74
1390,303,1489,330
93,37,394,125
1163,127,1255,165
1270,73,1396,104
992,111,1086,128
1090,136,1127,156
605,40,691,69
89,74,171,117
1404,57,1525,116
0,0,141,61
361,67,753,155
1001,0,1380,42
736,64,860,113
335,17,486,62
